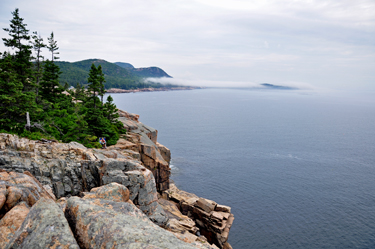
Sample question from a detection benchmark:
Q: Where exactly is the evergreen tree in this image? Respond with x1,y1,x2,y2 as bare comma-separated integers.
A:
73,82,86,101
0,53,36,132
103,95,119,122
97,65,106,104
47,32,59,62
1,9,123,147
40,32,62,103
1,9,37,131
31,31,46,103
87,63,100,109
2,8,34,92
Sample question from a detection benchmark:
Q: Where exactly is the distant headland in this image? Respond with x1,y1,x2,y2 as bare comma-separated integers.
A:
56,58,178,90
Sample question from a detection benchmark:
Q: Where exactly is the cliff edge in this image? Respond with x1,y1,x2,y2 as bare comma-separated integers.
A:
0,110,233,249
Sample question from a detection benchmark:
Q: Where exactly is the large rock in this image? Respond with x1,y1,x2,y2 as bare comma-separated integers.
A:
82,182,130,202
65,197,214,249
162,182,234,249
0,202,30,248
117,112,171,192
0,132,167,226
158,198,198,234
5,197,79,249
98,159,168,226
0,170,54,217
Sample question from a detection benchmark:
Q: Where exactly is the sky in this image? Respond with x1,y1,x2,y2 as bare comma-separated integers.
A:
0,0,374,90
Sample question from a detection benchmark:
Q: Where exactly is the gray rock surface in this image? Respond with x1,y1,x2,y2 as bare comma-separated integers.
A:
65,196,212,249
0,132,167,226
5,197,79,249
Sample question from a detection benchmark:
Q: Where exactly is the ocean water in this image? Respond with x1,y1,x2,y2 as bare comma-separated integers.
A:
109,88,375,249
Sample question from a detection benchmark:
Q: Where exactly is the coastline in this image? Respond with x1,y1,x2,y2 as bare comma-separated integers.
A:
106,86,204,93
0,109,233,249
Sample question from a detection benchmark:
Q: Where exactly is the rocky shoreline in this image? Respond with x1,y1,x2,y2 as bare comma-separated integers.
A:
0,110,233,249
106,86,203,93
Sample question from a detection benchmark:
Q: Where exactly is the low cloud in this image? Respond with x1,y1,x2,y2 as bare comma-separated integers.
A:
144,77,317,90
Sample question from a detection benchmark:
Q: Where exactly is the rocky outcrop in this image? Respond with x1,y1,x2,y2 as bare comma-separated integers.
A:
160,182,234,249
0,110,234,248
0,133,167,226
0,202,30,248
0,170,54,217
81,182,130,203
0,172,217,249
117,110,171,191
66,197,212,249
6,197,80,249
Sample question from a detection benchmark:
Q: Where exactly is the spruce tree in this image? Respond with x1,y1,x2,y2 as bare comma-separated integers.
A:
31,31,46,103
0,53,35,132
1,9,37,131
40,32,62,103
97,65,106,104
87,63,100,109
103,95,119,123
47,32,59,62
2,8,34,92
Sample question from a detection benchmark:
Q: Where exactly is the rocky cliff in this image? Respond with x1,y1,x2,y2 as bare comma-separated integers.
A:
0,110,233,249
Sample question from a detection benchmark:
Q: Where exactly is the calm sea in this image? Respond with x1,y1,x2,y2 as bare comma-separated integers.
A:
109,88,375,249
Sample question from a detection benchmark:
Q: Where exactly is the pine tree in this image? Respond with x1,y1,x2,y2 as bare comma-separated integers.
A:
31,31,46,103
87,63,100,109
97,65,106,104
74,82,86,101
0,53,35,132
2,8,34,92
103,95,119,122
47,32,59,62
40,32,62,103
1,9,37,132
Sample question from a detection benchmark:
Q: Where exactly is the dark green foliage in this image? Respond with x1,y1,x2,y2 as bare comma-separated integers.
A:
114,62,171,78
40,59,63,103
103,95,119,123
2,8,34,92
0,9,125,148
114,62,134,69
55,59,177,90
0,53,34,132
84,65,123,146
31,31,46,103
87,63,101,109
1,9,38,132
47,32,59,61
73,82,86,101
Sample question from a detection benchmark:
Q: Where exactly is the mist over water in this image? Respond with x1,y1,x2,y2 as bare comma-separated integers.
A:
109,88,375,249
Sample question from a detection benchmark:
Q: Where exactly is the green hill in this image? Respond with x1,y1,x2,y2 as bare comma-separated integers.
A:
115,62,171,78
56,59,174,90
114,62,134,69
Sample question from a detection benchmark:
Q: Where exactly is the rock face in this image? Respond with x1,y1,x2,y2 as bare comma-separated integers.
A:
66,197,203,249
0,172,218,249
160,182,234,249
0,202,30,248
6,197,79,249
117,110,171,191
0,170,54,217
0,110,234,248
0,132,167,226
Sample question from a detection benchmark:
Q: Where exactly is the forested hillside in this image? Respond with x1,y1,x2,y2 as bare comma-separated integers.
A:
57,59,174,89
114,62,172,78
0,9,125,147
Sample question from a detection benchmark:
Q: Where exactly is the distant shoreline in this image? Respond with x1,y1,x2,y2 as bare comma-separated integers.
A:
106,86,204,93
